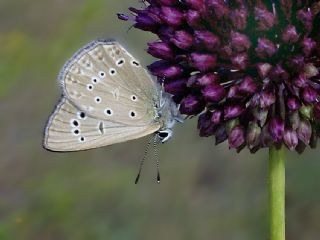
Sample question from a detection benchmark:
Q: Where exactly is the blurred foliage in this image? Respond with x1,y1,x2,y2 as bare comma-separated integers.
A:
0,0,320,239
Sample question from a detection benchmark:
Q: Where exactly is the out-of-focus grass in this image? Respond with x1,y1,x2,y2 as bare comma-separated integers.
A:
1,0,320,239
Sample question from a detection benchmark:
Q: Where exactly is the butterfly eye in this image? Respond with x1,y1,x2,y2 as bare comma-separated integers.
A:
158,132,169,139
131,95,138,101
99,71,106,78
109,68,117,76
87,84,94,91
104,108,113,116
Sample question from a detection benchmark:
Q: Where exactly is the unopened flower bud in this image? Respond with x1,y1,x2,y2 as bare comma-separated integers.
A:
180,95,204,115
171,30,194,49
202,84,225,102
255,38,277,59
189,53,217,71
247,122,261,149
161,6,184,27
228,126,245,148
269,117,285,142
297,120,312,145
299,105,313,119
284,129,299,150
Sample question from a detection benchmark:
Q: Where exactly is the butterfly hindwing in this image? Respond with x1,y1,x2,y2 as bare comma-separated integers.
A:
59,40,159,126
43,98,161,151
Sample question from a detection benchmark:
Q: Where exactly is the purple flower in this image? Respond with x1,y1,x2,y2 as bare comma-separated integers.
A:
147,41,175,60
230,31,251,52
269,118,285,142
301,38,317,57
247,122,261,150
194,30,220,51
185,10,203,29
211,110,222,125
187,73,219,88
284,129,299,150
297,120,312,145
171,30,194,50
198,111,216,137
302,87,318,104
202,84,225,102
148,60,183,78
224,105,244,120
281,25,299,44
160,6,184,27
231,53,249,70
256,63,272,80
120,0,320,152
238,76,257,94
255,38,277,59
189,53,217,72
164,78,187,95
228,126,245,149
254,5,276,31
287,97,301,111
260,91,276,109
179,95,203,115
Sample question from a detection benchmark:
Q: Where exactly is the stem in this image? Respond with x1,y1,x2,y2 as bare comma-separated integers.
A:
269,146,286,240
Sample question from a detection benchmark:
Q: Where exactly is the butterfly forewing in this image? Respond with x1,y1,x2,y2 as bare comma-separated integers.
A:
44,40,163,152
44,98,160,151
60,40,159,126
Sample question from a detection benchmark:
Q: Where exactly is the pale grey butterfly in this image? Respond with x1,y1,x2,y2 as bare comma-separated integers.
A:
43,40,182,182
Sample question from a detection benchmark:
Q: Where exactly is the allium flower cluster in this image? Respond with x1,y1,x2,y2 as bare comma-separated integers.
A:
119,0,320,153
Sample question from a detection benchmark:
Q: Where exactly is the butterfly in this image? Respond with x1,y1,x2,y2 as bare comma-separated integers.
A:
43,40,182,153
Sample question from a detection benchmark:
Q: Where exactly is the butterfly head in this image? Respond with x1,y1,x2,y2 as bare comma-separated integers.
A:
155,92,183,143
157,129,173,143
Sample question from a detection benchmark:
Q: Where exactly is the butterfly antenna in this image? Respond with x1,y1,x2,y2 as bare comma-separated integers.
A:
153,137,161,184
126,24,134,34
135,135,153,184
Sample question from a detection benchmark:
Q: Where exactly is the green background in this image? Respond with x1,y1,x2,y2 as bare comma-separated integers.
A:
0,1,320,239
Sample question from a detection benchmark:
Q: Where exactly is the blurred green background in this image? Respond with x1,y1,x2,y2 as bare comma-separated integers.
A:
0,1,320,239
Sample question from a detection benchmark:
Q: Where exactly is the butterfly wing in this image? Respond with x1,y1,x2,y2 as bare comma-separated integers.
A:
44,40,162,151
59,40,160,126
44,98,160,152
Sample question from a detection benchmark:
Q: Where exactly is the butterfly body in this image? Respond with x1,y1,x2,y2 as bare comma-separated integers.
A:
43,40,181,152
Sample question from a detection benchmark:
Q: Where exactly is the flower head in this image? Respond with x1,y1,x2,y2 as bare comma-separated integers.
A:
119,0,320,153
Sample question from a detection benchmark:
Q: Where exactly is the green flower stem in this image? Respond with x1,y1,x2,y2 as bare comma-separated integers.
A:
269,146,286,240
